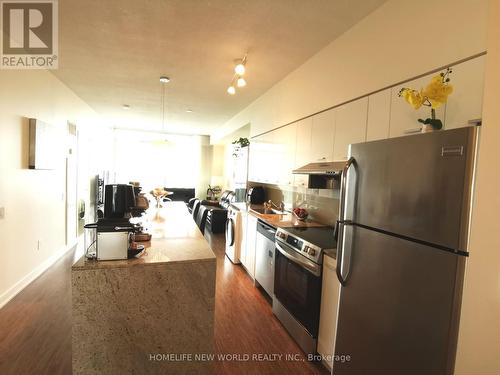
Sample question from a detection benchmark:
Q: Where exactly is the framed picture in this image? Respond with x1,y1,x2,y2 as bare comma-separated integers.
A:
28,118,60,169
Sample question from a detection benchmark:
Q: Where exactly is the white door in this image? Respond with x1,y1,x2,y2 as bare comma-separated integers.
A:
66,123,78,245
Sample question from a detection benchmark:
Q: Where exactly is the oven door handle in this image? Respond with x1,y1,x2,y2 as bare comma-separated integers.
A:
275,241,321,277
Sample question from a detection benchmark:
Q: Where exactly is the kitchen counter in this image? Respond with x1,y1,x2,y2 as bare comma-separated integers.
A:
71,202,216,374
73,203,216,270
231,202,326,229
232,202,337,259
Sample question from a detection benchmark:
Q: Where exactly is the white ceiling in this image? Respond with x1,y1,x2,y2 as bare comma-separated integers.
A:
54,0,387,135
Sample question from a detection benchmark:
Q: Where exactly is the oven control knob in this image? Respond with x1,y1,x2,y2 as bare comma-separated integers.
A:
308,248,316,256
303,246,310,253
277,232,286,239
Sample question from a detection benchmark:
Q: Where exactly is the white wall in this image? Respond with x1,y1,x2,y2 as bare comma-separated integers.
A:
211,0,488,141
210,125,250,191
0,70,102,307
455,0,500,373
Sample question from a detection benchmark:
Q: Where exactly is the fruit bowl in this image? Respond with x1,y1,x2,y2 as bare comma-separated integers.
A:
293,208,309,221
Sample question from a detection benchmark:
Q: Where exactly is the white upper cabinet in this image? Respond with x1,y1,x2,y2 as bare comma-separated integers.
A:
293,117,313,187
366,89,391,142
311,109,336,162
444,55,485,129
247,139,259,183
248,131,275,183
248,56,486,185
273,123,297,186
389,74,446,138
333,97,368,160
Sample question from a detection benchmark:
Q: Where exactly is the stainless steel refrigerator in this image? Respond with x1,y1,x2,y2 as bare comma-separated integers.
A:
333,127,478,375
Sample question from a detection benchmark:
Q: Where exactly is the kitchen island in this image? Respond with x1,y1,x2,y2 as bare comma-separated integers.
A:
71,202,216,375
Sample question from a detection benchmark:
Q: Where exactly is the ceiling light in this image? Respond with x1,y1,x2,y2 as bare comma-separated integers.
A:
159,76,170,83
122,104,131,110
226,54,248,95
235,63,245,75
237,77,246,88
186,109,193,113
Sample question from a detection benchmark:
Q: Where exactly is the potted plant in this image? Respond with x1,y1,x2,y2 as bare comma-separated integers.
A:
232,137,250,157
398,68,453,132
232,137,250,147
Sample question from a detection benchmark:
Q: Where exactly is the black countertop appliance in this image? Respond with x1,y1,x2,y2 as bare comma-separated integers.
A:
246,186,265,204
104,184,136,219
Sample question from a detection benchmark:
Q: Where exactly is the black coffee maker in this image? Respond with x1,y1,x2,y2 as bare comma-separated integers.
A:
246,186,266,204
85,184,142,260
104,184,136,219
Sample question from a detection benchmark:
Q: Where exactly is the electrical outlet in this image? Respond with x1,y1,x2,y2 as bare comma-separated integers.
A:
0,207,4,219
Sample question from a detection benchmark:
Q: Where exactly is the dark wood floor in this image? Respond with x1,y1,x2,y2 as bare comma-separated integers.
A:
0,232,328,375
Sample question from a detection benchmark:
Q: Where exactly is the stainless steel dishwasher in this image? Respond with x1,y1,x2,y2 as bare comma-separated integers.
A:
255,219,276,298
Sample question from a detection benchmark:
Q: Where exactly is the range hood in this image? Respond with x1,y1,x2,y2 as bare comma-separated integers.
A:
292,161,346,175
293,161,346,189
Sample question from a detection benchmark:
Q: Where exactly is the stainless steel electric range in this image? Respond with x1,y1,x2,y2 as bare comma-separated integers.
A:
273,225,336,355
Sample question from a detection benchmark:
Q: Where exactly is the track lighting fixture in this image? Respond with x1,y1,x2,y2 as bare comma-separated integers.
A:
227,54,248,95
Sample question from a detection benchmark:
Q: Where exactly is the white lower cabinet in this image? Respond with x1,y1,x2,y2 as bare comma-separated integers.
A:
243,213,258,278
318,254,340,371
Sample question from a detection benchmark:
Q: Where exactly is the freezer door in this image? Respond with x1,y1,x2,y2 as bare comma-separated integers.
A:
333,225,463,375
348,127,477,251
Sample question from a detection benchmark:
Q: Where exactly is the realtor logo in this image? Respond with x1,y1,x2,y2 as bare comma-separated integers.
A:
1,0,58,69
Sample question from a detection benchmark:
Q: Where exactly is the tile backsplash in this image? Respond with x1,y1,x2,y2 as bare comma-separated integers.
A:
251,183,339,227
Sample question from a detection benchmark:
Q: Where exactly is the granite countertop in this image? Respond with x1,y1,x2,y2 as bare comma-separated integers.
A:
231,202,327,229
72,202,216,271
232,202,337,259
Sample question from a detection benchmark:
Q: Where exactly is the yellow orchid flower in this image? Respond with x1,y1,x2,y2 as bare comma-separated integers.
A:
422,74,453,108
400,88,424,109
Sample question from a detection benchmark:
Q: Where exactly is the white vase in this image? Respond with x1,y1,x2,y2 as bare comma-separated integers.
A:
421,124,434,133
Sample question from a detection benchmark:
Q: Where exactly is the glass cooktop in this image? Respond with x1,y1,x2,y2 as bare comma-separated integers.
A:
281,226,336,250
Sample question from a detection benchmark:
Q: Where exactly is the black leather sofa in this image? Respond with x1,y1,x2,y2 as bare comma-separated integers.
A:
164,188,195,203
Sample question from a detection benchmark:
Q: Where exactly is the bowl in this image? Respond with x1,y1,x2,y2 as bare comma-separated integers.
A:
293,211,309,221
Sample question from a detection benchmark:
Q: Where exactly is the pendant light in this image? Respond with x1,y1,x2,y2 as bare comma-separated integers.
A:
160,76,170,130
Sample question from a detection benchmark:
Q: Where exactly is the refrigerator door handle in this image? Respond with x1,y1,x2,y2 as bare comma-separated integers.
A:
336,157,355,286
336,221,353,286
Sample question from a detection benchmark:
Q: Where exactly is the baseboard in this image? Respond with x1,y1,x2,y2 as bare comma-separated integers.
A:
0,239,78,309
